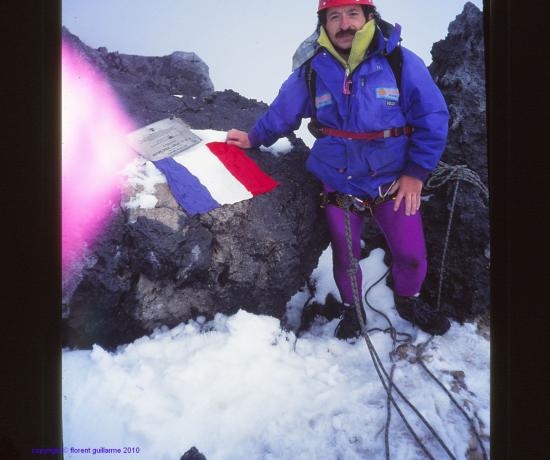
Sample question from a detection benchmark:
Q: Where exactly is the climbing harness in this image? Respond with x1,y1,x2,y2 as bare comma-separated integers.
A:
320,190,396,214
320,180,398,215
308,120,414,141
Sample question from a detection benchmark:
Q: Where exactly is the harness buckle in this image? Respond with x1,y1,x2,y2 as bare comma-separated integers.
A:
335,193,353,209
333,193,368,213
351,196,367,212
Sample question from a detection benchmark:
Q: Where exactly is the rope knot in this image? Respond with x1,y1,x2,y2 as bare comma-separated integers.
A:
425,161,489,203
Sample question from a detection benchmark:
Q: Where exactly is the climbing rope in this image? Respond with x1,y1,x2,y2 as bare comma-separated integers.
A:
343,209,457,460
415,161,489,458
425,161,489,202
296,161,489,458
341,160,490,459
424,161,489,310
416,342,489,460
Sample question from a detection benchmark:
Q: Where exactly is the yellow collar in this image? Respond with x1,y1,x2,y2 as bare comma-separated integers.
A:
317,19,376,73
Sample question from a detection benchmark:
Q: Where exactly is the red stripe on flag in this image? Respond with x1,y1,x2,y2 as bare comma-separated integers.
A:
206,142,279,195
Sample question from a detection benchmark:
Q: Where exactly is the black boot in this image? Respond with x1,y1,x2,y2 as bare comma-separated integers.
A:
394,294,450,335
334,304,366,340
298,294,344,334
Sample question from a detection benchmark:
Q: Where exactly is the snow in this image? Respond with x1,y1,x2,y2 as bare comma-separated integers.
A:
259,137,293,156
296,119,318,149
123,159,166,210
62,246,490,460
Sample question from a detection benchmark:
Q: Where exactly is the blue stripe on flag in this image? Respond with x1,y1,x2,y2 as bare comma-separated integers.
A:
153,157,220,215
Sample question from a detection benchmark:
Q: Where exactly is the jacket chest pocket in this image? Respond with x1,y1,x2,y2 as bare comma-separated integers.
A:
353,82,403,130
372,85,402,118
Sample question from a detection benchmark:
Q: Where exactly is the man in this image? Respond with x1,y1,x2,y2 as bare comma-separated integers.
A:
226,0,451,339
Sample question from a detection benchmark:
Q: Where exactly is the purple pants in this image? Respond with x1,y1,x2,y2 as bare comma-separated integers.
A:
324,186,427,304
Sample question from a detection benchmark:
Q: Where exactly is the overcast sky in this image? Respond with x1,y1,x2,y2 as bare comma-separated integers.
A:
62,0,484,104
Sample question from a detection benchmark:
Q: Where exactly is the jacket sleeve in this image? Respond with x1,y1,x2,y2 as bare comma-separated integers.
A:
399,48,449,182
248,66,312,148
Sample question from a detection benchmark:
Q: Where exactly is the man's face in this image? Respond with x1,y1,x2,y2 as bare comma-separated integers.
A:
325,5,367,51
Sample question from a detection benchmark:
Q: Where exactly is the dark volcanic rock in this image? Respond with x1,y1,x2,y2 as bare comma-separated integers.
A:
61,28,328,349
362,3,489,321
429,1,487,182
63,213,144,348
180,447,207,460
424,2,489,320
62,26,214,97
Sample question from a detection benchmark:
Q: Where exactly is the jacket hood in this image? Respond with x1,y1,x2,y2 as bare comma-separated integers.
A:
291,19,402,71
375,19,402,54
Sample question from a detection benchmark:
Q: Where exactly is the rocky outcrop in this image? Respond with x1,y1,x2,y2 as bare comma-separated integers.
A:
180,447,207,460
62,26,214,98
429,2,487,182
61,28,329,349
363,2,489,321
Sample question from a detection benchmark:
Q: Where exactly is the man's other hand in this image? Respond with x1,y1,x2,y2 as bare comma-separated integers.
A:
389,175,423,216
226,129,252,149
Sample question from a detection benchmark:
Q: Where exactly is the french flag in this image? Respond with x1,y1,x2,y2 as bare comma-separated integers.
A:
153,141,279,215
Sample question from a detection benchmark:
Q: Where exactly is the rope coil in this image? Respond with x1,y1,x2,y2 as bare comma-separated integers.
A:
425,161,489,311
425,161,489,203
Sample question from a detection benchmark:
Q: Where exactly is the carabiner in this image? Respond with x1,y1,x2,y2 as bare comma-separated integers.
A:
379,180,397,199
352,196,367,212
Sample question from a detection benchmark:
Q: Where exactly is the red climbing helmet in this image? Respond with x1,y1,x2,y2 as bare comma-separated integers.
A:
318,0,375,12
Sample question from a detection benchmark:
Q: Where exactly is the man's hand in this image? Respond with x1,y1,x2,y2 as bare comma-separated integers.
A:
389,175,423,216
226,129,252,149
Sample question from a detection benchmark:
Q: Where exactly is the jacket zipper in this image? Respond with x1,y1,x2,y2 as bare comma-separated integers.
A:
342,51,373,114
343,65,352,118
343,66,352,95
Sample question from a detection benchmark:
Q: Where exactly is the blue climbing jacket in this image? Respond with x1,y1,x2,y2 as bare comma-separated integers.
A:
248,22,449,199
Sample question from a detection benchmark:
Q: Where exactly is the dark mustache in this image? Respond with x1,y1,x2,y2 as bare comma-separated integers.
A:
335,29,357,38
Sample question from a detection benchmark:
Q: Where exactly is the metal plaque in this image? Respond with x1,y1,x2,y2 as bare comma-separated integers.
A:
126,117,202,161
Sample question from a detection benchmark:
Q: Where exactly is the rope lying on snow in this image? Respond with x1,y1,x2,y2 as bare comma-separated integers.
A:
344,209,456,460
293,160,489,458
341,160,489,459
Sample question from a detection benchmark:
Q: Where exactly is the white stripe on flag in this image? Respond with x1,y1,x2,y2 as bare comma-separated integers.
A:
171,142,253,205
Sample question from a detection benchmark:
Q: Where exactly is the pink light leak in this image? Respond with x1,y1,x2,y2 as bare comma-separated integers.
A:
62,40,136,277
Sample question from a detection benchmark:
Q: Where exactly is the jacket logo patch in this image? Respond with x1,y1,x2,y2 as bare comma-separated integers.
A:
315,92,333,109
376,87,400,102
